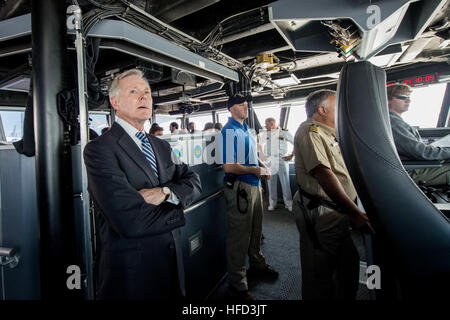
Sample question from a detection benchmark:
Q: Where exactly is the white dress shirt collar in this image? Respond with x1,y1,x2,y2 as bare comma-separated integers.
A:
115,117,145,150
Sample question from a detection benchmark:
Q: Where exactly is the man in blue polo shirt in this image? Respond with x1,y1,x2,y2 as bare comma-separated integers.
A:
221,93,279,300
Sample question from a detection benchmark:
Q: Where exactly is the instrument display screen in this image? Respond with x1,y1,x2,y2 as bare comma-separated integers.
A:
387,73,437,87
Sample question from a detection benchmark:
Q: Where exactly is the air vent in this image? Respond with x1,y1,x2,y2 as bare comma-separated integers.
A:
172,69,196,87
359,261,368,285
189,230,203,256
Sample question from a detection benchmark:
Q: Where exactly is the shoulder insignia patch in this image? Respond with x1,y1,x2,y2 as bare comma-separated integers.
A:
309,124,319,133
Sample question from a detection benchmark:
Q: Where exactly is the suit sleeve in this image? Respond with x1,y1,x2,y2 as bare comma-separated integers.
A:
390,116,450,161
84,139,185,239
164,161,202,209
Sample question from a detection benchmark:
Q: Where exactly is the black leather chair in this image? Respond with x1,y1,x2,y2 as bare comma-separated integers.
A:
336,61,450,299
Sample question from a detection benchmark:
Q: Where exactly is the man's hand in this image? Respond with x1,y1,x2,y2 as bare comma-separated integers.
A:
260,153,269,161
313,165,375,235
254,166,271,180
261,166,271,180
282,154,294,161
138,187,166,205
349,210,376,234
253,165,271,180
257,158,271,180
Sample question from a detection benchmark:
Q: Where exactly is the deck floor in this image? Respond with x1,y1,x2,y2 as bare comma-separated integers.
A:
208,192,371,301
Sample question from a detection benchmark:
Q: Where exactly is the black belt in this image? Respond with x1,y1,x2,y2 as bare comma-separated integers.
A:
297,185,340,212
296,185,341,250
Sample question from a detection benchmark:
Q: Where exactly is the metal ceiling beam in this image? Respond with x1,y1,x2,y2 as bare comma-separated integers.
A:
386,61,450,81
0,63,29,90
153,82,223,105
0,13,31,41
99,39,230,83
0,90,28,107
0,41,31,58
88,19,238,82
215,23,274,46
398,38,433,63
222,29,287,60
0,13,239,82
111,1,244,69
155,0,221,23
292,63,344,80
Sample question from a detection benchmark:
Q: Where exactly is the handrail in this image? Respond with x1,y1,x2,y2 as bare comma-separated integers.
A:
0,247,16,257
183,189,224,214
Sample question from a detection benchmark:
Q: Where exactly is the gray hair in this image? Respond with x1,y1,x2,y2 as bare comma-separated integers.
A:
305,89,336,118
109,68,146,98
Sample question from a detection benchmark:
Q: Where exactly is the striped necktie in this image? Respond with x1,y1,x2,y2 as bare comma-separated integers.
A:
135,131,159,179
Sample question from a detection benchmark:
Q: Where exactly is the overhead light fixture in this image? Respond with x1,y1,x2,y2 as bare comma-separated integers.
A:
271,72,300,87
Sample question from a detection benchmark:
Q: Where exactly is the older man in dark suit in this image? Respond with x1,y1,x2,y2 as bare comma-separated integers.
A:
84,69,202,300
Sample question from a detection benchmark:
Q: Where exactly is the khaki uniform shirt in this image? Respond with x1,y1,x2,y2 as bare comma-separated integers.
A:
294,118,357,202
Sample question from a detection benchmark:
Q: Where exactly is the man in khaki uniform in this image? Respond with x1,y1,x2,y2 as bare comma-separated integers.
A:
293,89,374,300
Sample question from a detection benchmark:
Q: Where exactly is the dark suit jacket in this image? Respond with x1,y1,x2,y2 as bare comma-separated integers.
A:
83,122,202,300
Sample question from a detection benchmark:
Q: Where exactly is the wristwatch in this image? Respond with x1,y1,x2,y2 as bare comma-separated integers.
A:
162,186,171,201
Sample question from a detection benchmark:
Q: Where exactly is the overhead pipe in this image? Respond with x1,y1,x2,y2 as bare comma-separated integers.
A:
67,4,94,300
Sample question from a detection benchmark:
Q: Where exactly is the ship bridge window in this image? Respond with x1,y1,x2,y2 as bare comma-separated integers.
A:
0,109,25,143
286,102,308,136
401,83,447,128
89,113,109,136
154,115,181,134
217,111,230,125
187,114,214,131
253,105,281,128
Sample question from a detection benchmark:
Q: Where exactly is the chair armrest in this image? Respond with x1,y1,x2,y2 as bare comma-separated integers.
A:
402,160,443,170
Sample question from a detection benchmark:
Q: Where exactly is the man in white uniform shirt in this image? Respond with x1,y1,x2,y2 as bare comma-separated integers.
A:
258,117,294,211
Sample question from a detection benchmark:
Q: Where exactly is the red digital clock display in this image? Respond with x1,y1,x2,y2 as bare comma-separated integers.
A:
387,74,437,87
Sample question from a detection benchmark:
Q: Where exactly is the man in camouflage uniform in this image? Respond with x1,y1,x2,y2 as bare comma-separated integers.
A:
387,83,450,186
293,89,374,300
